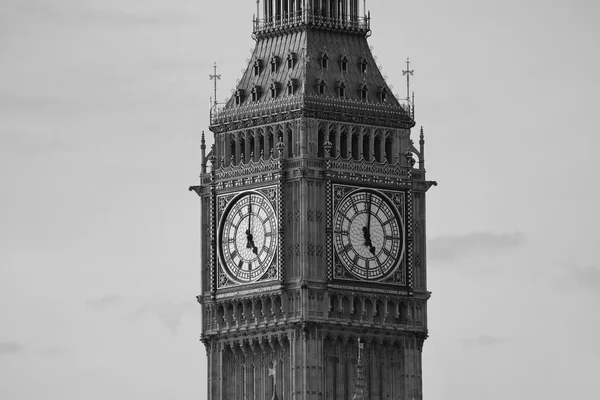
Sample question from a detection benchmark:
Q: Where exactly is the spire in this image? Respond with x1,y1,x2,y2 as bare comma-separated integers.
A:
209,62,221,120
200,131,207,174
419,126,425,170
351,338,367,400
402,58,414,118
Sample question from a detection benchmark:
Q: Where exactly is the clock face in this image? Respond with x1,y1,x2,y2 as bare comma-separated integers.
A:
219,191,278,283
333,189,404,281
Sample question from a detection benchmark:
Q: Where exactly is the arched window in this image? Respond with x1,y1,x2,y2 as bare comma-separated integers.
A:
319,52,329,70
362,134,370,160
374,133,382,162
253,59,262,76
248,134,256,161
340,55,348,73
385,136,393,163
229,136,236,166
340,131,348,159
337,81,346,98
234,89,244,106
318,79,326,95
286,52,296,69
287,79,296,95
251,85,261,102
359,57,368,74
379,87,388,103
328,127,337,157
360,84,368,102
270,55,279,74
317,126,325,158
351,132,359,160
269,82,280,98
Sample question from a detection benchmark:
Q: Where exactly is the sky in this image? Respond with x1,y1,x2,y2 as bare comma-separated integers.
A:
1,0,599,399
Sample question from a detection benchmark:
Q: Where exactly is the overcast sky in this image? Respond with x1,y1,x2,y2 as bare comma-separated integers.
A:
1,0,599,399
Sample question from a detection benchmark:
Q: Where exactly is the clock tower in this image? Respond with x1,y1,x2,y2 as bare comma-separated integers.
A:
190,1,436,399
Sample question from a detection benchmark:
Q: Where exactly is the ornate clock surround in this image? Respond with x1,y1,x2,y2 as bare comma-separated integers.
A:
216,184,281,288
329,183,410,286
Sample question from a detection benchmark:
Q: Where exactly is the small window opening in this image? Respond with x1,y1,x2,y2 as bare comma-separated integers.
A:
270,82,279,98
360,58,368,74
251,86,261,102
320,53,329,70
337,82,346,98
380,88,388,102
360,85,368,102
270,56,278,74
318,80,326,95
235,90,244,106
287,52,296,69
340,56,348,73
287,79,295,95
253,59,262,76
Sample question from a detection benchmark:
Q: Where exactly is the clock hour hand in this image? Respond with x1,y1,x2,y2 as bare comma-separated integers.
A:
362,227,376,254
245,230,258,254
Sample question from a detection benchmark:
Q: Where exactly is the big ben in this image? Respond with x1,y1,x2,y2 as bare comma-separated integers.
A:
190,1,436,399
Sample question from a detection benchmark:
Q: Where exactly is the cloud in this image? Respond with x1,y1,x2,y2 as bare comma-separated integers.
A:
0,341,25,356
559,265,600,291
41,347,69,358
129,301,196,334
86,295,124,312
428,231,524,262
462,335,505,347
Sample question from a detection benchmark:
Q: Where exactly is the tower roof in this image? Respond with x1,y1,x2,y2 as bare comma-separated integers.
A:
210,1,413,131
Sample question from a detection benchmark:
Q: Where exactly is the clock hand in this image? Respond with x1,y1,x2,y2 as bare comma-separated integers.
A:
246,194,254,249
367,192,372,233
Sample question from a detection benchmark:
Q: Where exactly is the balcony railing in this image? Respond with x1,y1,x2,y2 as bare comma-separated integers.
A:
253,10,371,37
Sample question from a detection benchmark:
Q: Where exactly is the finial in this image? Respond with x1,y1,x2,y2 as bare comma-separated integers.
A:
419,126,425,170
276,140,285,158
209,62,221,117
209,145,217,170
405,150,415,167
200,130,207,174
323,140,332,158
402,58,414,113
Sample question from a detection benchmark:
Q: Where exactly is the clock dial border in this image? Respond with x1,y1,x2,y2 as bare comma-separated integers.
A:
331,184,407,283
217,188,279,286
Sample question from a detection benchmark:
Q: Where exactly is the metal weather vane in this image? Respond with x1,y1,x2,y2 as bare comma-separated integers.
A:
402,58,414,105
209,62,221,118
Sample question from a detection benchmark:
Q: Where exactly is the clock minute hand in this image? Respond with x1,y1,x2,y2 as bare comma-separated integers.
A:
363,193,376,254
